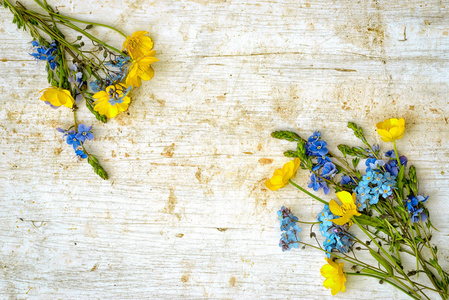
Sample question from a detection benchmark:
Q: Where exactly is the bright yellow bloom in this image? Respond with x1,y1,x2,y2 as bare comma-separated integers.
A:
125,53,158,87
329,191,361,226
122,31,153,59
122,31,154,60
40,87,74,108
376,118,405,142
265,158,301,191
321,258,346,296
93,84,131,118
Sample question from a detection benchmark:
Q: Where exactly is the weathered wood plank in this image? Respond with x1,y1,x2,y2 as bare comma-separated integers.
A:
1,0,449,299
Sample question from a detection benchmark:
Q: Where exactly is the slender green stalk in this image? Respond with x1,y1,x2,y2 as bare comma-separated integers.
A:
393,141,401,166
33,0,127,37
353,217,430,300
289,180,329,205
346,272,420,300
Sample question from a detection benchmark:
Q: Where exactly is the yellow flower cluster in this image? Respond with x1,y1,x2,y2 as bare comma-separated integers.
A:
329,191,361,226
321,258,346,296
93,84,131,119
376,118,405,142
38,31,158,119
40,87,74,108
123,31,159,88
265,158,301,191
93,31,158,118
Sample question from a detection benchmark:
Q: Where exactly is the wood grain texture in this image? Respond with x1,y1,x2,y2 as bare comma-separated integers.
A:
1,0,449,299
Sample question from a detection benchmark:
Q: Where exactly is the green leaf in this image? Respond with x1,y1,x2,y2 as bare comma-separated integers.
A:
85,100,107,123
85,65,93,76
361,268,387,277
414,236,425,244
47,70,53,84
352,158,360,168
397,165,405,183
370,250,394,275
29,18,38,25
271,131,304,142
87,155,108,180
354,214,380,227
337,144,370,158
284,150,299,158
338,144,348,158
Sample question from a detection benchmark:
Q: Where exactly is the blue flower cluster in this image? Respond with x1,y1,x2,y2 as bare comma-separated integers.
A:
341,175,356,187
306,131,336,195
90,56,130,92
30,40,58,70
384,150,408,177
317,205,354,258
405,195,429,223
57,124,94,161
69,64,86,102
355,171,396,209
365,157,385,172
277,206,302,252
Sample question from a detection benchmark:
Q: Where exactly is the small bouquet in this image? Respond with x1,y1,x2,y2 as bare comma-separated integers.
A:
265,118,448,299
2,0,158,179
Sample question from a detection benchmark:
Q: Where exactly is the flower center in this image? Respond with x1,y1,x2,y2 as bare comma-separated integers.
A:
317,146,321,149
83,132,87,135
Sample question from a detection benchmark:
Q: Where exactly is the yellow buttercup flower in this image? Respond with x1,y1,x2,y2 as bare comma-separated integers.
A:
122,31,154,60
40,87,74,108
265,158,301,191
93,84,131,118
125,53,158,88
321,258,346,296
376,118,405,142
329,191,361,226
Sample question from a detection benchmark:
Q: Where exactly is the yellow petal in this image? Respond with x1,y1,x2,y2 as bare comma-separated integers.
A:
329,199,343,216
389,127,399,139
323,277,335,289
331,284,340,296
292,158,301,173
132,30,149,38
139,66,155,81
321,265,338,278
332,215,350,225
265,180,281,191
336,191,354,205
389,118,399,126
377,128,392,142
93,90,108,100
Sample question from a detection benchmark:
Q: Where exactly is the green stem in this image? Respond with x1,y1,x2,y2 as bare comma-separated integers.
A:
49,14,127,55
73,108,78,129
297,240,423,298
393,141,401,166
346,272,420,300
32,0,126,37
353,217,430,300
289,180,329,205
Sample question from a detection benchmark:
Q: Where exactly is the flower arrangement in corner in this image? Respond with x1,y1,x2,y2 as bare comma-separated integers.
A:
265,118,449,299
2,0,158,179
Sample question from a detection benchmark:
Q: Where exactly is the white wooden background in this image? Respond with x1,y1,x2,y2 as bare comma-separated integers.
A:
1,0,449,299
